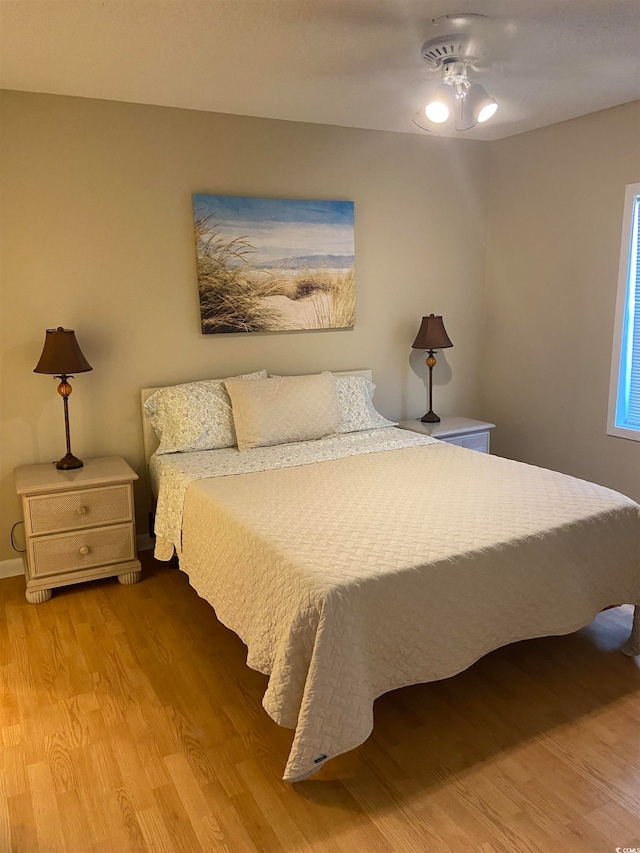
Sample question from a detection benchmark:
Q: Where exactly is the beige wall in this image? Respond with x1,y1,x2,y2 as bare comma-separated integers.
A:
482,101,640,498
0,91,489,561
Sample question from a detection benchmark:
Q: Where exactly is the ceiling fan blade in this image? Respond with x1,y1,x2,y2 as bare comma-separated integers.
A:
411,110,433,132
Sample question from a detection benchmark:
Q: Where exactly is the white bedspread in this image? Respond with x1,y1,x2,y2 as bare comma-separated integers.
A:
150,427,438,560
152,431,640,781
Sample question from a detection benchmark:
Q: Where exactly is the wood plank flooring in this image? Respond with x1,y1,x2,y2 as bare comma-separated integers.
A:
1,551,639,852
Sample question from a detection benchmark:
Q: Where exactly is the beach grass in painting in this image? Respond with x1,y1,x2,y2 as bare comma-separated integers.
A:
192,195,355,333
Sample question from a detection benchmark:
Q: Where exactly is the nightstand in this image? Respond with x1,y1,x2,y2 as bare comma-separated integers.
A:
397,417,496,453
14,456,142,604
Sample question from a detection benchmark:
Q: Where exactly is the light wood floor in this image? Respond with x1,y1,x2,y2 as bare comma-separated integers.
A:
1,552,639,852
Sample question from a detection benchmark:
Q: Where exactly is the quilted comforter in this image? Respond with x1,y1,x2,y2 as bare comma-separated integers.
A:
151,430,640,781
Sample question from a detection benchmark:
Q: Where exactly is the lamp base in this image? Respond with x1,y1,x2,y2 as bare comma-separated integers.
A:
56,453,83,470
420,412,441,424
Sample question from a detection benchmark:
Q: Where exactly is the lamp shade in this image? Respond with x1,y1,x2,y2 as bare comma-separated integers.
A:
34,327,92,375
424,83,453,124
465,83,498,125
412,314,453,350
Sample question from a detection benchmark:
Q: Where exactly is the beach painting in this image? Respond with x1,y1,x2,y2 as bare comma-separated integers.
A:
192,195,355,333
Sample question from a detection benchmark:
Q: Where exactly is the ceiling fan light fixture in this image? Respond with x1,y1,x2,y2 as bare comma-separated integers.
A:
477,98,498,123
464,82,498,124
424,83,452,123
415,15,499,133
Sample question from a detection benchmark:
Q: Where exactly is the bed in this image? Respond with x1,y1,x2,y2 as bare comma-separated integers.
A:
141,370,640,782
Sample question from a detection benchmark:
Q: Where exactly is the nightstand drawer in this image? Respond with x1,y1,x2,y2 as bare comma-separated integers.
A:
397,418,495,453
30,523,136,577
27,484,133,535
443,432,490,453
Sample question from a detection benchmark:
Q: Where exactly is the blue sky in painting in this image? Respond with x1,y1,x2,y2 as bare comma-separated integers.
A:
193,195,354,265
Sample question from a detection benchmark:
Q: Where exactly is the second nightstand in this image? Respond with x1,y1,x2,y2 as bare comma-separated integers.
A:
397,417,496,453
14,456,142,604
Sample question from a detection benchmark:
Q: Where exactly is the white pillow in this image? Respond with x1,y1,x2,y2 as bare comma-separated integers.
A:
225,372,340,452
144,371,267,454
269,373,396,433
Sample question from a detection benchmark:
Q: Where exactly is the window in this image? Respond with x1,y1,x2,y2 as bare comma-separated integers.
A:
608,183,640,440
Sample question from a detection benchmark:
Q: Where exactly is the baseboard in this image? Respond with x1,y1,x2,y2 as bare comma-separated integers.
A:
0,558,25,579
0,536,154,581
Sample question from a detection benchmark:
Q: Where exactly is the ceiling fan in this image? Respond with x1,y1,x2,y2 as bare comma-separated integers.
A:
413,13,499,132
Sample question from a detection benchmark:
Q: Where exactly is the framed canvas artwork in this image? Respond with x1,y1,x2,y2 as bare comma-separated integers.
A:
192,195,355,334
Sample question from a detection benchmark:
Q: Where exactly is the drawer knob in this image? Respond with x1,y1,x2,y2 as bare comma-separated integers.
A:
79,545,90,556
76,505,88,515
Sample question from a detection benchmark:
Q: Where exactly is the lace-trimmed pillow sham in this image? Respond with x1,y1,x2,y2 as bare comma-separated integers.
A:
333,375,397,433
144,371,267,454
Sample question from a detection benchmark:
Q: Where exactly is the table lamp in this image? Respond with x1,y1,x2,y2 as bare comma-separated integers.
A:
34,327,92,469
412,314,453,423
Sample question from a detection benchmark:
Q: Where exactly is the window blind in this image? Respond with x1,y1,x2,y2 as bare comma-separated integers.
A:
617,192,640,429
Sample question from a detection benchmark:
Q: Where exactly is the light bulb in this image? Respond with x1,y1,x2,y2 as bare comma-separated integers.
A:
463,83,498,126
425,102,449,123
477,101,498,123
424,83,453,124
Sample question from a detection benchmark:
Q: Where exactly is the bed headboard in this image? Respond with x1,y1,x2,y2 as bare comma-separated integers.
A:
140,369,373,465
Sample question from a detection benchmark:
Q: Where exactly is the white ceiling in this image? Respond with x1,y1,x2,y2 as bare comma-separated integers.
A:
1,0,639,140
